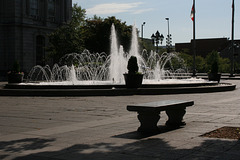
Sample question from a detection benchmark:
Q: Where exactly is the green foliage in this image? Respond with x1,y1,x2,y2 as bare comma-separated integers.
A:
205,51,230,73
218,56,230,73
179,50,231,73
206,51,219,73
178,53,192,68
195,56,206,73
127,56,139,74
163,52,204,72
178,53,205,72
47,4,133,62
12,61,21,73
163,52,184,71
70,3,86,27
83,16,131,54
47,4,86,62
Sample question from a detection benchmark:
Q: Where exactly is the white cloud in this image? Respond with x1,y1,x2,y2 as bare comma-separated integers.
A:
86,2,152,15
132,8,154,14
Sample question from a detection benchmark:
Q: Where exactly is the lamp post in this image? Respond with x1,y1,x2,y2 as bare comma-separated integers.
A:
141,22,146,40
165,18,172,53
151,31,164,53
230,0,235,77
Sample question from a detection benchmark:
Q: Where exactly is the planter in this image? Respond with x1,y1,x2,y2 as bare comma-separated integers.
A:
8,73,24,83
208,73,221,83
123,74,143,88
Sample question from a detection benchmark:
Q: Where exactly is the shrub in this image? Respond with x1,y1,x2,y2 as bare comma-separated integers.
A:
127,56,139,74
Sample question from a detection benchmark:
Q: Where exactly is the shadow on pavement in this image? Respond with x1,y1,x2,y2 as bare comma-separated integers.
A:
1,136,240,160
113,125,184,140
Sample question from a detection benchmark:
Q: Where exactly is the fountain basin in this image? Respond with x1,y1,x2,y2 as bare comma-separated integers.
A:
1,82,236,96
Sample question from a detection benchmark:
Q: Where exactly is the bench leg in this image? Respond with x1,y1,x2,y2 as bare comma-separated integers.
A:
137,111,160,133
165,108,186,127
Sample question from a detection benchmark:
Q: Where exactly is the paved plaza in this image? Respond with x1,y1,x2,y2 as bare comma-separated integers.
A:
0,80,240,160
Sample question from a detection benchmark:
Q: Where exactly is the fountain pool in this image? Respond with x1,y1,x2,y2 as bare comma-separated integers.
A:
2,24,236,96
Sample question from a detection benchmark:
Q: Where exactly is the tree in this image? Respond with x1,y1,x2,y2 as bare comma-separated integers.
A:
178,53,192,69
179,53,206,73
47,5,133,62
83,16,132,54
206,51,230,73
47,4,86,63
195,56,206,73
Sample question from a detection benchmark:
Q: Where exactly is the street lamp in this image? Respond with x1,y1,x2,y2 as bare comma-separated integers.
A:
165,18,172,53
230,0,235,77
151,31,164,53
141,22,146,40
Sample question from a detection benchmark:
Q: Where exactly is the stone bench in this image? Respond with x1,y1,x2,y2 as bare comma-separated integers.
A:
127,100,194,132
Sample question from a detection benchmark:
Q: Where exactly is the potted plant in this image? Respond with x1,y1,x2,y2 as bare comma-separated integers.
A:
123,56,143,88
7,61,24,83
207,52,221,83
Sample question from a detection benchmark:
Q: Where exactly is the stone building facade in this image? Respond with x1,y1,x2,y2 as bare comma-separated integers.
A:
0,0,72,80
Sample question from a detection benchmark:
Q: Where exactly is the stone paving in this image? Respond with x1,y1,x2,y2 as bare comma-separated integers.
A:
0,80,240,160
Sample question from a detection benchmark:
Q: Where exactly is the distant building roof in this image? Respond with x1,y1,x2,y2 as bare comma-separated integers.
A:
175,38,230,57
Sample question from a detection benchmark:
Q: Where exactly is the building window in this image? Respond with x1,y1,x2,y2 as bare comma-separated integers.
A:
64,0,67,22
48,0,55,20
29,0,38,16
36,35,45,66
0,0,5,16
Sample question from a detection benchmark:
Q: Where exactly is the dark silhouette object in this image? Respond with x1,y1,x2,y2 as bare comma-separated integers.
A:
7,61,24,83
124,56,143,88
127,56,139,74
208,52,221,83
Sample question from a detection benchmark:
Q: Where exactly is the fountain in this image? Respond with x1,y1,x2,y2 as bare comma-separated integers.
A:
2,24,236,96
26,24,203,85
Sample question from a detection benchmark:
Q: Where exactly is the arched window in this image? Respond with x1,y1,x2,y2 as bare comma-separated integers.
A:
36,35,45,66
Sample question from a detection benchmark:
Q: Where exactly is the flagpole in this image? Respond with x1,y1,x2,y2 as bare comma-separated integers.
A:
192,0,196,77
230,0,235,77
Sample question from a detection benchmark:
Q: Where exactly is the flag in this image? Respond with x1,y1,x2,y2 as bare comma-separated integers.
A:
191,4,194,21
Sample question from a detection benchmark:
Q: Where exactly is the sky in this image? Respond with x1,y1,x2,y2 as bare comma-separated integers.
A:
72,0,240,46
